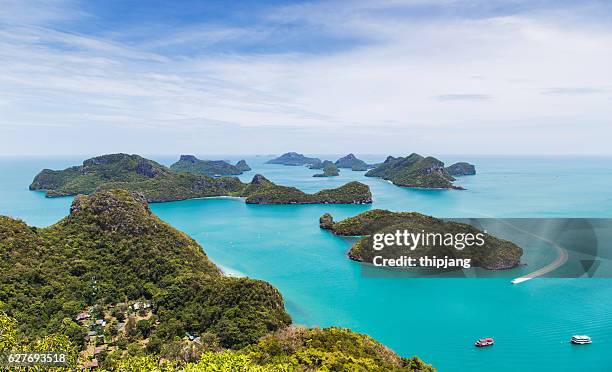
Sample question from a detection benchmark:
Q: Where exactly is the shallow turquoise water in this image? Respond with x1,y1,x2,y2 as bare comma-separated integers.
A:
2,155,612,371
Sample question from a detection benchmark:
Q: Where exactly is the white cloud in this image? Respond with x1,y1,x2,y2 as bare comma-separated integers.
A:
0,0,611,155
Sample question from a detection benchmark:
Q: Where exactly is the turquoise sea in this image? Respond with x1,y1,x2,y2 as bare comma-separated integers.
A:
2,155,612,371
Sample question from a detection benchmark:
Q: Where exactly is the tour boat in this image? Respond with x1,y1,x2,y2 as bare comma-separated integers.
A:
474,338,494,347
571,335,592,345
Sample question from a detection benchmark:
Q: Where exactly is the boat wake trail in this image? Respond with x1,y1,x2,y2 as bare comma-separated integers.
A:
459,211,569,284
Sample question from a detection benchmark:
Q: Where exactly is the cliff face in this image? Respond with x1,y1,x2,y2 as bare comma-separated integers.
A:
266,152,321,166
321,209,523,270
365,153,464,189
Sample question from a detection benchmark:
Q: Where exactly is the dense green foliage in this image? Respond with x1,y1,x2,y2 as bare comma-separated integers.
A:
0,308,78,371
265,152,321,166
110,327,435,371
29,154,242,202
169,155,250,176
313,163,340,177
245,176,371,204
365,154,463,189
445,162,476,176
29,154,372,205
334,154,369,171
0,190,290,351
321,209,523,270
0,192,434,371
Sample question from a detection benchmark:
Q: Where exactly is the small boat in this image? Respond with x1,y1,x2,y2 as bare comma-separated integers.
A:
571,335,592,345
475,338,494,347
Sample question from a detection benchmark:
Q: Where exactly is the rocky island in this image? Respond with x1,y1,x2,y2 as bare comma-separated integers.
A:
244,174,370,204
30,154,372,205
313,163,340,177
0,190,433,370
445,162,476,176
320,209,523,270
266,152,321,166
335,153,369,171
169,154,251,176
309,159,334,169
235,159,252,172
365,153,464,189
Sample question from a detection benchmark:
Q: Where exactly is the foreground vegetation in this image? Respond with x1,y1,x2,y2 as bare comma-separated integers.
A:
29,154,371,204
0,190,432,370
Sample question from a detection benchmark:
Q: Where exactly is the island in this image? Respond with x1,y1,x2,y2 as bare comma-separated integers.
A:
265,152,321,166
309,159,334,169
365,153,464,189
320,209,523,270
235,159,252,172
29,154,372,205
244,174,370,204
335,153,369,171
445,162,476,176
0,190,433,370
313,163,340,177
169,154,251,176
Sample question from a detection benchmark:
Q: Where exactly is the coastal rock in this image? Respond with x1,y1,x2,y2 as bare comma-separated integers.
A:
445,162,476,176
319,213,334,229
266,152,321,166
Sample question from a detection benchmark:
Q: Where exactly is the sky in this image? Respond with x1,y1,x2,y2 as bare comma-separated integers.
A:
1,0,611,155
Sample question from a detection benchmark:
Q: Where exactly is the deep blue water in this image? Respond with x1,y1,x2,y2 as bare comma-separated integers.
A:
2,154,612,371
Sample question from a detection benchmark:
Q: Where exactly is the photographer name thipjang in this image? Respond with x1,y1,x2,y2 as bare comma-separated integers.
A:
370,230,486,269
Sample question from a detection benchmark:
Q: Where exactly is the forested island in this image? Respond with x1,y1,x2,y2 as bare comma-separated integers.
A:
320,209,522,270
313,163,340,177
29,154,371,205
266,152,321,166
169,155,251,176
0,190,433,370
445,162,476,176
365,153,471,189
334,153,369,171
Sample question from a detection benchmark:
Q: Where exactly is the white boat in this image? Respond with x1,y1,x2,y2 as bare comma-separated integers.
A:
571,335,592,344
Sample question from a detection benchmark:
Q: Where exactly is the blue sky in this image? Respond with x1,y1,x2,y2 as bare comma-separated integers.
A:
1,0,611,155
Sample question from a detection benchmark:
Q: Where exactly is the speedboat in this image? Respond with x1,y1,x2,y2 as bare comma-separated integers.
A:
475,338,494,347
571,335,592,344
